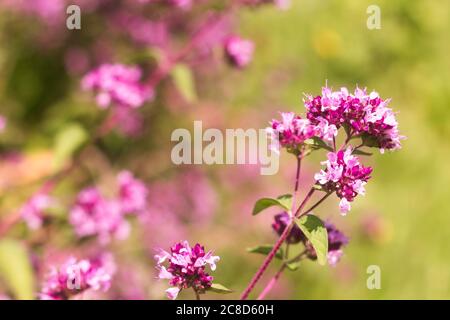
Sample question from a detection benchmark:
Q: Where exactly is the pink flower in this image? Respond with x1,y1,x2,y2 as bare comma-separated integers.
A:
82,63,153,109
154,241,220,300
224,36,254,68
117,171,148,214
304,86,404,152
40,256,114,300
314,147,372,215
69,188,130,244
266,112,317,153
327,249,344,266
20,193,54,230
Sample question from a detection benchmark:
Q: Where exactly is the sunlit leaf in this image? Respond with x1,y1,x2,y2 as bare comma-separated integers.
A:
53,123,88,170
0,239,35,299
208,283,233,294
247,245,283,260
252,194,292,215
295,215,328,266
171,64,197,103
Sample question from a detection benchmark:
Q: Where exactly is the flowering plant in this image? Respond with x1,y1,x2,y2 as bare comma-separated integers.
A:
0,0,407,301
241,85,403,299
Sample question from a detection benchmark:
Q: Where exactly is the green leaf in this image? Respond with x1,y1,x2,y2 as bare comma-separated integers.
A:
286,261,301,271
53,123,88,170
252,194,292,215
171,64,197,103
313,184,324,191
208,283,233,294
247,245,283,260
304,137,333,151
0,239,35,299
295,215,328,266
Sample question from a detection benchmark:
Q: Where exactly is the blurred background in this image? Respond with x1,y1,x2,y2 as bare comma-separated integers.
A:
0,0,449,299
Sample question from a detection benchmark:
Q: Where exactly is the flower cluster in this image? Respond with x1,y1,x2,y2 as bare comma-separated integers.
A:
81,63,153,109
314,147,372,215
266,112,336,153
272,212,348,266
69,171,148,244
224,36,255,68
40,255,114,300
155,241,220,300
20,193,54,230
304,86,403,152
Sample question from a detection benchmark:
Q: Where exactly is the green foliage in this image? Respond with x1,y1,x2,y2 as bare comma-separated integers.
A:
53,123,88,169
295,215,328,266
252,194,292,215
0,239,35,300
171,64,197,103
208,283,233,294
247,245,284,260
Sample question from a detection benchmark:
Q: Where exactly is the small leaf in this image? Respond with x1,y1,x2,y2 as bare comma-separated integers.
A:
304,137,333,151
286,261,301,271
252,194,292,215
313,184,324,191
0,239,35,299
295,215,328,266
208,283,233,294
171,64,197,103
247,245,283,260
53,123,88,170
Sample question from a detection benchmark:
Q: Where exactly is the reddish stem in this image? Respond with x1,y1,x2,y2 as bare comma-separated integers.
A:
257,264,286,300
240,188,315,300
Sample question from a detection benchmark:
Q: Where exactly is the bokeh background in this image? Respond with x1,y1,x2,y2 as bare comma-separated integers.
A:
0,0,449,299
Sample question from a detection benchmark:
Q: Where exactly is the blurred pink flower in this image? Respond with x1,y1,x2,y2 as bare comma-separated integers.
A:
81,63,153,109
117,170,148,214
112,107,144,137
147,169,217,224
69,187,130,244
224,35,254,68
20,192,54,230
40,255,114,300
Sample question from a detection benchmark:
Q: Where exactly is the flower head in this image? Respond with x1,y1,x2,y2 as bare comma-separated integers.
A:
20,193,54,230
154,241,220,300
82,63,153,109
314,147,372,215
266,112,317,153
117,171,148,214
40,256,114,300
304,86,404,152
224,35,254,68
69,187,130,244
